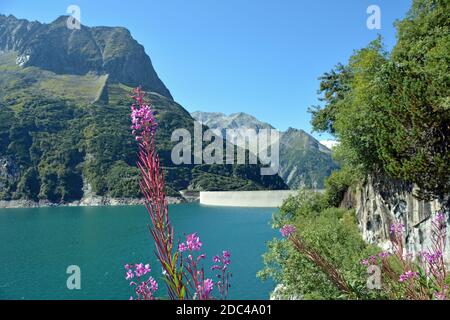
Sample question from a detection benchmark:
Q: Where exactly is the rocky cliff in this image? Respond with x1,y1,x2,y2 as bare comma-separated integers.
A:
345,175,450,263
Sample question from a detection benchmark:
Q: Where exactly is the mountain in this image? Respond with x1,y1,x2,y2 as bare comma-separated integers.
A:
0,14,172,99
191,111,339,189
0,15,287,204
278,128,338,189
192,111,274,132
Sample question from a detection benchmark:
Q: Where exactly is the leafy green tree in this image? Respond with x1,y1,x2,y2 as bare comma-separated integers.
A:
310,0,449,199
373,0,450,199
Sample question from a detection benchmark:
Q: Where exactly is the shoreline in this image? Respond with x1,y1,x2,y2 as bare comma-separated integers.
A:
0,196,190,209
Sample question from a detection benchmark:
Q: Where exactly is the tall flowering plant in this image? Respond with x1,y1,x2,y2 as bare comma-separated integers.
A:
124,87,232,300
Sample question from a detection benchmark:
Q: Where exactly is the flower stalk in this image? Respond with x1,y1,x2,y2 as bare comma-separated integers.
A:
125,87,232,300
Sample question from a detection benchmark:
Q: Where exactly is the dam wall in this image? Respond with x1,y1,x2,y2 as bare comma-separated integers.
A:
199,190,298,208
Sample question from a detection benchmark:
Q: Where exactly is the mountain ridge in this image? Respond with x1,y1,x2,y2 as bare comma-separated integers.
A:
191,111,339,189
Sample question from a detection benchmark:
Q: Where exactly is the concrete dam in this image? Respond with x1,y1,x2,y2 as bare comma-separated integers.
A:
199,190,299,208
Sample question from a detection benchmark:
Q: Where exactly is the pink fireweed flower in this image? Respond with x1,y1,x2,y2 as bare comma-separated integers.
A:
360,259,369,266
222,250,231,266
213,255,221,263
434,291,447,300
134,263,151,277
130,87,157,141
390,222,405,236
420,250,443,264
125,262,159,300
378,251,390,259
126,269,134,280
280,224,296,238
435,212,446,226
128,86,186,300
131,104,157,141
149,277,158,292
186,233,202,251
198,279,214,298
399,271,418,282
178,242,187,253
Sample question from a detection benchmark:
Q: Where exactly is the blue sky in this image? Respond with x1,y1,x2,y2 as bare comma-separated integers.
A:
0,0,412,139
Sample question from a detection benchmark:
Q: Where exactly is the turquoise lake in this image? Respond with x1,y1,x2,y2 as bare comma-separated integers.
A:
0,203,278,300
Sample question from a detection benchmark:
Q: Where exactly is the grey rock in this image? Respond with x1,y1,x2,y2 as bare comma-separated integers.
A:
0,156,20,190
352,175,450,263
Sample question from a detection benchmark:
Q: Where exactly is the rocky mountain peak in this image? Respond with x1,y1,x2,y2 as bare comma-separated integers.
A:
0,14,172,99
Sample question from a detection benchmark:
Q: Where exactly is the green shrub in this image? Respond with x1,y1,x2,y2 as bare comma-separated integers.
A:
324,166,360,207
259,190,383,300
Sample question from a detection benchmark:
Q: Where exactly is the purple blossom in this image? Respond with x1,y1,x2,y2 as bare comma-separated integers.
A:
213,255,221,263
222,251,231,266
131,105,157,140
125,262,159,300
198,279,214,298
149,277,158,292
178,242,187,253
185,233,203,251
420,250,442,264
134,263,151,277
280,224,296,238
434,291,447,300
126,269,134,280
360,254,382,266
130,88,157,141
378,251,390,259
390,222,405,236
399,270,418,282
435,212,446,226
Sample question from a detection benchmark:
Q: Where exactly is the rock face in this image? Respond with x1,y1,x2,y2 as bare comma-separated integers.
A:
351,175,450,263
0,156,19,195
0,14,172,99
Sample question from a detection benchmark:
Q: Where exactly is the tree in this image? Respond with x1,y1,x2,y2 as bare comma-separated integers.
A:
310,0,450,200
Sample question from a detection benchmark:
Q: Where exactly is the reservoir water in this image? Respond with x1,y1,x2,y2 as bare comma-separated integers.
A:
0,203,278,300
